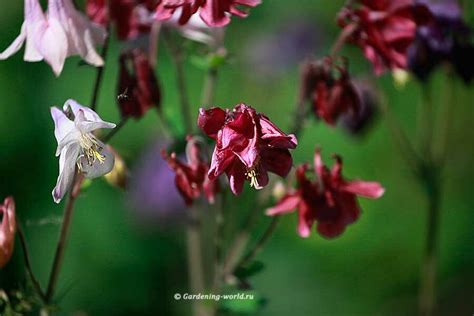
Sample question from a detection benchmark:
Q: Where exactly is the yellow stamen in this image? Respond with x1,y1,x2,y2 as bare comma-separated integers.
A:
79,133,106,166
245,169,260,189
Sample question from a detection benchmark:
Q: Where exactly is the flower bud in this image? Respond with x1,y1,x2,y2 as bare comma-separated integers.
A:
104,146,129,190
0,197,16,268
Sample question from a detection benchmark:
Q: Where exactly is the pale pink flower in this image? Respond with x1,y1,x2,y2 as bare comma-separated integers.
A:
0,0,107,76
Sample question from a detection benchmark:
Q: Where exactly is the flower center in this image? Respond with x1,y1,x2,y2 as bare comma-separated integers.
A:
245,168,260,189
78,133,106,169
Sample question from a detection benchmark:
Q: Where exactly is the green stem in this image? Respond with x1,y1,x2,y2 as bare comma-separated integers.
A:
102,117,129,143
201,68,218,108
419,179,440,316
17,224,46,301
186,206,208,316
90,30,110,112
45,173,82,303
163,31,193,134
238,217,280,268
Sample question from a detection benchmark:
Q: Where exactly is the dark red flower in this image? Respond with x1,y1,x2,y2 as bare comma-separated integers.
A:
154,0,261,27
0,196,16,268
117,49,161,119
338,0,429,75
87,0,157,40
267,149,384,238
301,58,361,126
162,136,219,205
198,104,297,195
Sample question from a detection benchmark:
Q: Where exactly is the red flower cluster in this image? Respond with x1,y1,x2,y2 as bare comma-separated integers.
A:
155,0,261,27
117,49,161,119
0,197,16,268
338,0,428,75
301,58,360,126
198,104,297,195
267,149,384,238
162,136,219,205
87,0,157,40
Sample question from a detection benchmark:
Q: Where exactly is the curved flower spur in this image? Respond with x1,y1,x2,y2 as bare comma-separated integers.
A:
51,99,116,203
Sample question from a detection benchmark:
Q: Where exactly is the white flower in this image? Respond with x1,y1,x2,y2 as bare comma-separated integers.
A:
0,0,106,76
51,99,116,203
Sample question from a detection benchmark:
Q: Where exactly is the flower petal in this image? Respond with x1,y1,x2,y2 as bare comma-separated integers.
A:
226,160,246,195
197,107,226,139
266,193,301,216
52,144,80,203
79,142,115,179
0,23,27,60
50,106,75,144
297,201,314,238
37,18,68,76
340,180,385,199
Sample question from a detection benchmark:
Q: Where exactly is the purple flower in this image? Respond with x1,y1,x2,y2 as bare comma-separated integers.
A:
127,141,187,223
408,0,474,82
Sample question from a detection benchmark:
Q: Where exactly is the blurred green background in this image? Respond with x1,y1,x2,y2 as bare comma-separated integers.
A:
0,0,473,315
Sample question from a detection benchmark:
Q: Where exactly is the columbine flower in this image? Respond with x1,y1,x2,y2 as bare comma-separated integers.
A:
338,0,429,75
339,79,379,135
117,48,161,119
86,0,156,40
0,0,106,76
51,99,116,203
198,104,297,195
267,148,384,238
301,57,361,126
0,197,16,268
407,0,474,82
162,136,219,205
155,0,261,27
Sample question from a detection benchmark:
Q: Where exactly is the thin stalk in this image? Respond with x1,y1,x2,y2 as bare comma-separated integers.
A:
238,217,280,268
436,76,456,165
419,84,434,160
222,206,261,279
379,96,421,176
419,180,440,316
17,224,46,301
329,22,357,58
45,173,82,303
212,192,225,290
186,206,207,316
102,117,129,143
163,31,193,134
90,30,110,111
201,68,218,107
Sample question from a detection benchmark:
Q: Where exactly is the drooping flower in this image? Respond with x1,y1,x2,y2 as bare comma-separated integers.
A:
339,79,379,135
51,99,116,203
198,104,297,195
117,49,161,119
0,197,16,268
407,0,474,82
0,0,107,76
267,148,384,238
162,136,219,205
155,0,261,27
86,0,156,40
338,0,429,75
300,57,361,126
